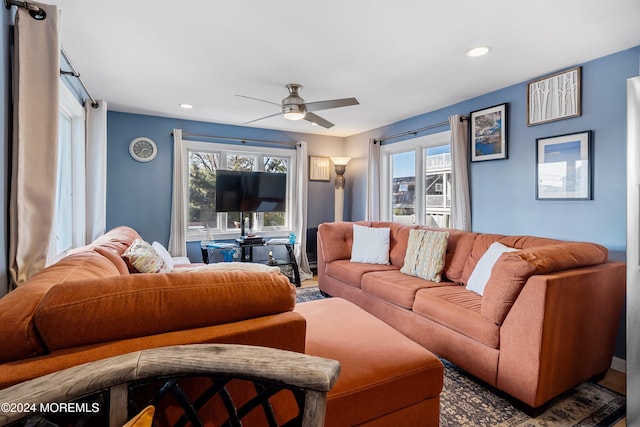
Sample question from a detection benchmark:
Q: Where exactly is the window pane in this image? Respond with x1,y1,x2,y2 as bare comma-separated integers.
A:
391,151,415,224
227,153,255,171
425,145,451,228
53,111,73,255
188,151,219,230
263,157,288,228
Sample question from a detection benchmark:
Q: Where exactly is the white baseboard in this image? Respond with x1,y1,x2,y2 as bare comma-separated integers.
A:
611,356,626,373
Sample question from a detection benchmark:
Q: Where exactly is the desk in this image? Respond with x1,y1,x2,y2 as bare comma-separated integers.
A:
201,240,301,287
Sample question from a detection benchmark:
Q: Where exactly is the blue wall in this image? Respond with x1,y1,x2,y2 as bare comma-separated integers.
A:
347,47,639,260
106,112,344,256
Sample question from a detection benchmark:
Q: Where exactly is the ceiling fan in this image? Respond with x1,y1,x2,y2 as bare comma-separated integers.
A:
238,84,359,129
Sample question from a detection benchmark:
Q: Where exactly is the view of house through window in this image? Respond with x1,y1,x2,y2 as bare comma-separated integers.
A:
187,142,292,240
382,131,451,227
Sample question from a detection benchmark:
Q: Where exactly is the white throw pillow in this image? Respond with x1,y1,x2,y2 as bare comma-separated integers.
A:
466,242,518,295
350,224,390,264
152,241,174,271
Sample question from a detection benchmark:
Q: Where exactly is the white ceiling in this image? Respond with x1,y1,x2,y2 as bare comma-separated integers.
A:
54,0,640,138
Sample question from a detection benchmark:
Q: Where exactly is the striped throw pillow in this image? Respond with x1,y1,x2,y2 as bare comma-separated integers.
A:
400,229,449,282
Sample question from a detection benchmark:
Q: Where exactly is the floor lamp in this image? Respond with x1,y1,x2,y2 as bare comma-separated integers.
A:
331,157,351,222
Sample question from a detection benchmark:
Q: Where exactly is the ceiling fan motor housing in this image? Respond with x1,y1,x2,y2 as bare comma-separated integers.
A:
282,84,306,118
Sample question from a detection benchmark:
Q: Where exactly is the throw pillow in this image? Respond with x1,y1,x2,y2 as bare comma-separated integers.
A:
400,229,449,282
122,239,170,273
466,242,518,296
152,241,174,271
122,405,155,427
350,224,390,264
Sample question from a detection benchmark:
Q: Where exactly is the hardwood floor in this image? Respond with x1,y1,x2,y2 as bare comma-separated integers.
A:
298,276,627,425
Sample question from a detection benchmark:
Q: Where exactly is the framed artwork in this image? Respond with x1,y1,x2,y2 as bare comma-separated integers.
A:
309,156,331,181
527,66,581,126
536,130,592,200
470,103,508,162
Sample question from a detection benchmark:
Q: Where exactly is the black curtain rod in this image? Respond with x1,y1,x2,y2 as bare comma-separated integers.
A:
375,116,468,144
4,0,45,20
5,0,99,109
60,47,99,109
173,131,298,147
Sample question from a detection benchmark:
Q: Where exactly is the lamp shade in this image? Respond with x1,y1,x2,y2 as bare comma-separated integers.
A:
330,157,351,166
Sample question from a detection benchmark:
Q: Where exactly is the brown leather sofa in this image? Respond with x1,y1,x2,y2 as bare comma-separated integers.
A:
0,226,305,390
317,221,626,411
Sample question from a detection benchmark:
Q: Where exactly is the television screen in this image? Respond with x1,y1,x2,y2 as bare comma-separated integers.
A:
215,170,287,212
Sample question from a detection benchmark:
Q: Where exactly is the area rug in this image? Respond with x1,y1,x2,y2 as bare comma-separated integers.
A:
295,286,626,426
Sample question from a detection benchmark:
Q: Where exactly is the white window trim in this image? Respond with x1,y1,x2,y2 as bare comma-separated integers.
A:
184,140,296,242
47,83,86,264
380,131,450,225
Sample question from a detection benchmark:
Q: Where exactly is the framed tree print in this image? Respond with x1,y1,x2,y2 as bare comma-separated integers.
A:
470,103,508,162
528,67,581,126
536,130,592,200
309,156,331,181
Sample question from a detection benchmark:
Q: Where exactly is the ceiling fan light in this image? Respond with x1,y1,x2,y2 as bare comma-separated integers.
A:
283,111,306,121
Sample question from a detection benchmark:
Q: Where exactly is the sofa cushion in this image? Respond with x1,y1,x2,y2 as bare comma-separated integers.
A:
88,226,143,256
34,271,296,351
152,241,175,270
482,242,609,325
326,259,398,288
318,221,370,262
371,222,418,267
413,286,500,349
93,246,130,275
361,270,454,309
0,251,121,363
460,234,563,284
466,242,518,295
123,239,170,273
401,229,449,282
350,224,390,264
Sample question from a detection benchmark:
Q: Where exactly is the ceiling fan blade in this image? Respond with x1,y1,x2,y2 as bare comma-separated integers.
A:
243,112,282,125
236,94,281,107
305,97,359,112
304,112,334,129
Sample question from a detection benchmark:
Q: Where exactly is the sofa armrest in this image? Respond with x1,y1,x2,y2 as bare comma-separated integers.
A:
497,261,625,407
34,270,296,352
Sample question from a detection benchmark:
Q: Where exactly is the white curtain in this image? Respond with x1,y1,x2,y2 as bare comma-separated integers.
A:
168,129,188,256
8,2,60,287
85,100,107,242
449,114,471,231
293,142,313,281
366,138,381,221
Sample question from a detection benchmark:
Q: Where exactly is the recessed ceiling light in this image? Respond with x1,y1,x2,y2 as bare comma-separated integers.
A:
179,103,193,109
466,46,491,57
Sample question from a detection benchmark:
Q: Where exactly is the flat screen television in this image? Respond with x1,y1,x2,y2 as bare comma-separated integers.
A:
215,170,287,213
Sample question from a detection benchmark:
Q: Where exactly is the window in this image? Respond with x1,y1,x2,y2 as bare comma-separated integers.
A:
48,83,86,264
381,131,451,227
186,141,295,241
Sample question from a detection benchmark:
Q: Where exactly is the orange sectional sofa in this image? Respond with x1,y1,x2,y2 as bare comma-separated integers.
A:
0,225,445,426
0,226,305,390
317,221,626,411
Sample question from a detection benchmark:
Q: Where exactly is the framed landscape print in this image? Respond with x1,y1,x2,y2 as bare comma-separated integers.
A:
470,103,508,162
309,156,331,181
527,67,581,126
536,130,592,200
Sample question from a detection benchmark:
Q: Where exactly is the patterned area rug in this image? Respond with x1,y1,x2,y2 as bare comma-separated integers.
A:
295,287,626,426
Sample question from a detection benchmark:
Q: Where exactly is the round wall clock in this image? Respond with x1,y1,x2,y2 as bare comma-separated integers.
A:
129,137,158,162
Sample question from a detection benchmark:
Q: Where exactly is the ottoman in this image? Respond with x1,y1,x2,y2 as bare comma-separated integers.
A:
296,298,443,427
